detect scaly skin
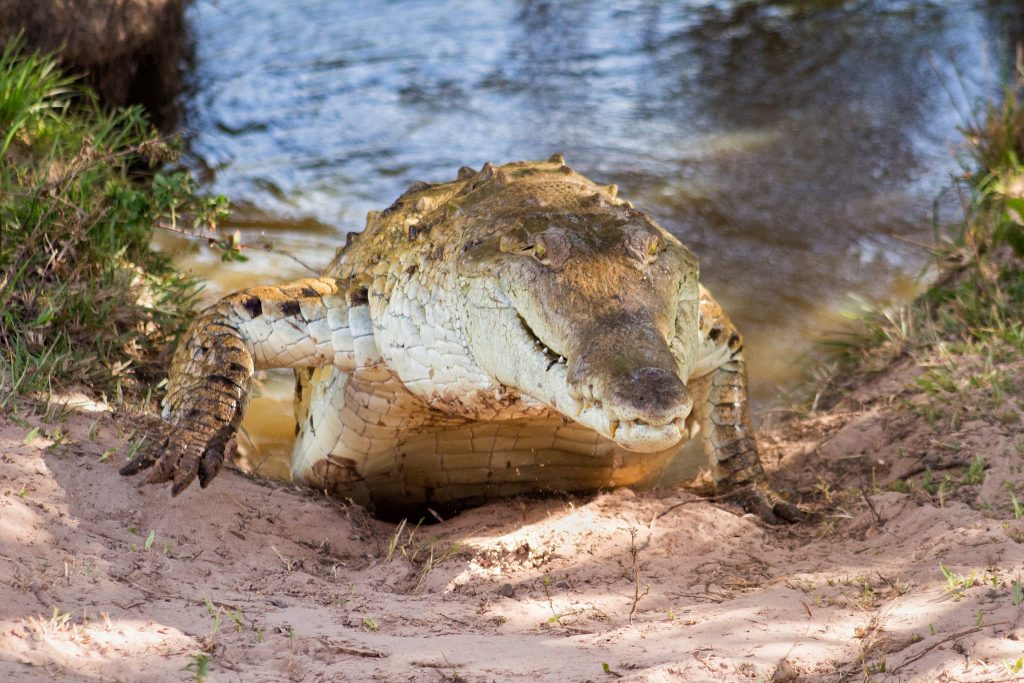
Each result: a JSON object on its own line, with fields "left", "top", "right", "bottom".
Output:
{"left": 124, "top": 156, "right": 806, "bottom": 523}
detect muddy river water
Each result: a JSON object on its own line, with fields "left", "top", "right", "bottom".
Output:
{"left": 171, "top": 1, "right": 1024, "bottom": 480}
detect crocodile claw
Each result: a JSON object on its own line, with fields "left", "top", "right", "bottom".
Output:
{"left": 198, "top": 433, "right": 235, "bottom": 488}
{"left": 119, "top": 419, "right": 240, "bottom": 496}
{"left": 729, "top": 483, "right": 814, "bottom": 525}
{"left": 118, "top": 445, "right": 161, "bottom": 477}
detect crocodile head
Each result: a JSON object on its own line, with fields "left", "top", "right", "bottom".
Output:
{"left": 457, "top": 184, "right": 700, "bottom": 453}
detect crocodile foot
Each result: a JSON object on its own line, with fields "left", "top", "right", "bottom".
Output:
{"left": 728, "top": 483, "right": 815, "bottom": 525}
{"left": 119, "top": 425, "right": 238, "bottom": 495}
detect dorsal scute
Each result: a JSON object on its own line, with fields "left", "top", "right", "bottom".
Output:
{"left": 333, "top": 157, "right": 629, "bottom": 276}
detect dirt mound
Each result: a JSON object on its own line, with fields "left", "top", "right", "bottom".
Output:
{"left": 0, "top": 0, "right": 186, "bottom": 128}
{"left": 1, "top": 366, "right": 1022, "bottom": 681}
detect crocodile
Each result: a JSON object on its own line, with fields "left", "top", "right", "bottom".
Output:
{"left": 123, "top": 155, "right": 804, "bottom": 523}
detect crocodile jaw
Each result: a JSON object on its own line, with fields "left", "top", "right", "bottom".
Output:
{"left": 462, "top": 290, "right": 688, "bottom": 453}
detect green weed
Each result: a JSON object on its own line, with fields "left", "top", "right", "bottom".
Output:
{"left": 385, "top": 517, "right": 461, "bottom": 591}
{"left": 1, "top": 41, "right": 229, "bottom": 409}
{"left": 48, "top": 606, "right": 72, "bottom": 631}
{"left": 939, "top": 564, "right": 978, "bottom": 597}
{"left": 203, "top": 596, "right": 222, "bottom": 637}
{"left": 227, "top": 608, "right": 245, "bottom": 634}
{"left": 923, "top": 467, "right": 935, "bottom": 494}
{"left": 182, "top": 653, "right": 211, "bottom": 683}
{"left": 1004, "top": 657, "right": 1024, "bottom": 676}
{"left": 542, "top": 575, "right": 566, "bottom": 624}
{"left": 0, "top": 39, "right": 77, "bottom": 157}
{"left": 810, "top": 66, "right": 1024, "bottom": 412}
{"left": 889, "top": 479, "right": 910, "bottom": 493}
{"left": 124, "top": 437, "right": 147, "bottom": 463}
{"left": 964, "top": 456, "right": 986, "bottom": 485}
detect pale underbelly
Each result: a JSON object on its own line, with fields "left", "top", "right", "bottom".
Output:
{"left": 344, "top": 417, "right": 680, "bottom": 515}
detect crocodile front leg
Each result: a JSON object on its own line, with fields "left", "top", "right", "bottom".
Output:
{"left": 688, "top": 287, "right": 808, "bottom": 523}
{"left": 122, "top": 276, "right": 371, "bottom": 495}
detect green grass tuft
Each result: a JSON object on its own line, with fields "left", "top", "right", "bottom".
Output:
{"left": 0, "top": 41, "right": 228, "bottom": 409}
{"left": 812, "top": 58, "right": 1024, "bottom": 407}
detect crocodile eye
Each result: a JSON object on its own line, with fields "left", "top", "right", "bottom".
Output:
{"left": 530, "top": 231, "right": 570, "bottom": 268}
{"left": 623, "top": 226, "right": 662, "bottom": 265}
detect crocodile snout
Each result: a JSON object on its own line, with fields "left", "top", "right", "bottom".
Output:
{"left": 561, "top": 315, "right": 692, "bottom": 452}
{"left": 600, "top": 365, "right": 692, "bottom": 452}
{"left": 606, "top": 367, "right": 690, "bottom": 425}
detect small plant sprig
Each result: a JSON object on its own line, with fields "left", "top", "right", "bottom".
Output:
{"left": 963, "top": 456, "right": 986, "bottom": 485}
{"left": 627, "top": 527, "right": 650, "bottom": 624}
{"left": 203, "top": 596, "right": 222, "bottom": 637}
{"left": 542, "top": 576, "right": 562, "bottom": 625}
{"left": 1004, "top": 657, "right": 1024, "bottom": 676}
{"left": 385, "top": 517, "right": 461, "bottom": 592}
{"left": 182, "top": 653, "right": 211, "bottom": 683}
{"left": 939, "top": 563, "right": 978, "bottom": 598}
